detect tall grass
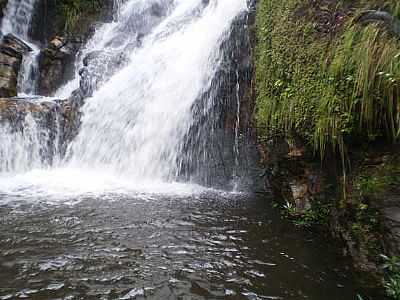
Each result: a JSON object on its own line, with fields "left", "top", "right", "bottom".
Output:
{"left": 327, "top": 23, "right": 400, "bottom": 146}
{"left": 256, "top": 0, "right": 400, "bottom": 166}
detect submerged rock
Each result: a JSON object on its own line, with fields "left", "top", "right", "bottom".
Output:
{"left": 0, "top": 34, "right": 32, "bottom": 97}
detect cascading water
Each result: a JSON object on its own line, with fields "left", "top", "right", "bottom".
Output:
{"left": 0, "top": 0, "right": 250, "bottom": 195}
{"left": 0, "top": 3, "right": 385, "bottom": 299}
{"left": 1, "top": 0, "right": 40, "bottom": 96}
{"left": 0, "top": 114, "right": 52, "bottom": 173}
{"left": 17, "top": 43, "right": 40, "bottom": 96}
{"left": 67, "top": 0, "right": 248, "bottom": 181}
{"left": 1, "top": 0, "right": 37, "bottom": 38}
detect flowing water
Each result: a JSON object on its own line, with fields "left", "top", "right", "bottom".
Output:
{"left": 0, "top": 192, "right": 381, "bottom": 300}
{"left": 1, "top": 0, "right": 40, "bottom": 96}
{"left": 1, "top": 0, "right": 37, "bottom": 38}
{"left": 0, "top": 0, "right": 386, "bottom": 299}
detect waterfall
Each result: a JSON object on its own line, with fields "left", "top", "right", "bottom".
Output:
{"left": 1, "top": 0, "right": 40, "bottom": 96}
{"left": 0, "top": 0, "right": 250, "bottom": 193}
{"left": 66, "top": 0, "right": 247, "bottom": 182}
{"left": 17, "top": 43, "right": 40, "bottom": 96}
{"left": 1, "top": 0, "right": 37, "bottom": 38}
{"left": 0, "top": 112, "right": 62, "bottom": 173}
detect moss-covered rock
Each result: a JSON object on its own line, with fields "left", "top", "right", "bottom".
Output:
{"left": 255, "top": 0, "right": 400, "bottom": 289}
{"left": 255, "top": 0, "right": 400, "bottom": 161}
{"left": 31, "top": 0, "right": 115, "bottom": 43}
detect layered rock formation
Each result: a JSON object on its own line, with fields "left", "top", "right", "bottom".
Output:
{"left": 0, "top": 34, "right": 32, "bottom": 97}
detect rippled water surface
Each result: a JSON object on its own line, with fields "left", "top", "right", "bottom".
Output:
{"left": 0, "top": 191, "right": 380, "bottom": 299}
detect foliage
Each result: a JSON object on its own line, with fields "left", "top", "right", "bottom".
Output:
{"left": 57, "top": 0, "right": 106, "bottom": 33}
{"left": 255, "top": 0, "right": 400, "bottom": 166}
{"left": 282, "top": 199, "right": 330, "bottom": 228}
{"left": 354, "top": 156, "right": 400, "bottom": 198}
{"left": 382, "top": 255, "right": 400, "bottom": 299}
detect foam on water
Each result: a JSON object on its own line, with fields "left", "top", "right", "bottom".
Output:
{"left": 66, "top": 0, "right": 247, "bottom": 180}
{"left": 0, "top": 167, "right": 220, "bottom": 204}
{"left": 0, "top": 0, "right": 248, "bottom": 198}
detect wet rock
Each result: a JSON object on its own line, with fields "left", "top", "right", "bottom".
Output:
{"left": 150, "top": 3, "right": 166, "bottom": 17}
{"left": 0, "top": 94, "right": 83, "bottom": 160}
{"left": 0, "top": 34, "right": 32, "bottom": 97}
{"left": 31, "top": 0, "right": 116, "bottom": 43}
{"left": 38, "top": 36, "right": 80, "bottom": 96}
{"left": 79, "top": 49, "right": 128, "bottom": 98}
{"left": 0, "top": 0, "right": 7, "bottom": 21}
{"left": 262, "top": 138, "right": 324, "bottom": 213}
{"left": 178, "top": 8, "right": 262, "bottom": 190}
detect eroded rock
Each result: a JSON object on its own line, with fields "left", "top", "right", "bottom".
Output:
{"left": 0, "top": 34, "right": 32, "bottom": 97}
{"left": 38, "top": 36, "right": 80, "bottom": 96}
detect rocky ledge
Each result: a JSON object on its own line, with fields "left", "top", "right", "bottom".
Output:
{"left": 0, "top": 94, "right": 83, "bottom": 157}
{"left": 262, "top": 137, "right": 400, "bottom": 284}
{"left": 0, "top": 34, "right": 32, "bottom": 97}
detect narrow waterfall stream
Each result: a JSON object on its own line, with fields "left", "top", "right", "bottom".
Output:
{"left": 0, "top": 0, "right": 384, "bottom": 299}
{"left": 1, "top": 0, "right": 40, "bottom": 96}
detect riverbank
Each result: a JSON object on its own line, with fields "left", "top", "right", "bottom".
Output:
{"left": 255, "top": 0, "right": 400, "bottom": 295}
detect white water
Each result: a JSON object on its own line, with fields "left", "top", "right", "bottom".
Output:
{"left": 1, "top": 0, "right": 40, "bottom": 96}
{"left": 56, "top": 0, "right": 175, "bottom": 98}
{"left": 1, "top": 0, "right": 37, "bottom": 38}
{"left": 0, "top": 0, "right": 248, "bottom": 197}
{"left": 17, "top": 42, "right": 40, "bottom": 95}
{"left": 0, "top": 114, "right": 52, "bottom": 173}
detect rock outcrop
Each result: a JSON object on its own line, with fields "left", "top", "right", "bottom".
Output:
{"left": 0, "top": 34, "right": 32, "bottom": 97}
{"left": 262, "top": 135, "right": 400, "bottom": 281}
{"left": 0, "top": 93, "right": 83, "bottom": 160}
{"left": 38, "top": 36, "right": 80, "bottom": 96}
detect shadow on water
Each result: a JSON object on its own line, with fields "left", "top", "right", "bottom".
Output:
{"left": 0, "top": 192, "right": 386, "bottom": 299}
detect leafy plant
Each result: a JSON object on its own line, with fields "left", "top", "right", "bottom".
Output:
{"left": 256, "top": 0, "right": 400, "bottom": 168}
{"left": 381, "top": 255, "right": 400, "bottom": 299}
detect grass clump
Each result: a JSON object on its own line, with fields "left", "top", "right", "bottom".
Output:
{"left": 56, "top": 0, "right": 108, "bottom": 33}
{"left": 382, "top": 255, "right": 400, "bottom": 299}
{"left": 255, "top": 0, "right": 400, "bottom": 165}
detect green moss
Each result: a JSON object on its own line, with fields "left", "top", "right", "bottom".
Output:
{"left": 255, "top": 0, "right": 400, "bottom": 164}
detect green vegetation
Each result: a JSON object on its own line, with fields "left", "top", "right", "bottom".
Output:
{"left": 283, "top": 199, "right": 330, "bottom": 228}
{"left": 355, "top": 159, "right": 400, "bottom": 198}
{"left": 382, "top": 255, "right": 400, "bottom": 299}
{"left": 56, "top": 0, "right": 108, "bottom": 33}
{"left": 255, "top": 0, "right": 400, "bottom": 165}
{"left": 256, "top": 0, "right": 400, "bottom": 290}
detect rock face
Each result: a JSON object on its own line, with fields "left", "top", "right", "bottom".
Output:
{"left": 262, "top": 135, "right": 400, "bottom": 280}
{"left": 0, "top": 34, "right": 32, "bottom": 97}
{"left": 0, "top": 0, "right": 7, "bottom": 21}
{"left": 178, "top": 0, "right": 263, "bottom": 189}
{"left": 0, "top": 94, "right": 83, "bottom": 162}
{"left": 31, "top": 0, "right": 115, "bottom": 43}
{"left": 261, "top": 137, "right": 325, "bottom": 213}
{"left": 38, "top": 36, "right": 80, "bottom": 96}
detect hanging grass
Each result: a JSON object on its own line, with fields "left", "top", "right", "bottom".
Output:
{"left": 57, "top": 0, "right": 106, "bottom": 34}
{"left": 256, "top": 0, "right": 400, "bottom": 166}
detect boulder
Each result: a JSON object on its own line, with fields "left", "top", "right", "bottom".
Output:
{"left": 0, "top": 34, "right": 32, "bottom": 97}
{"left": 38, "top": 36, "right": 80, "bottom": 96}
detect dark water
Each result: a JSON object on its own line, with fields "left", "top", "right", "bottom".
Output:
{"left": 0, "top": 192, "right": 383, "bottom": 299}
